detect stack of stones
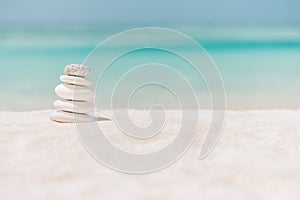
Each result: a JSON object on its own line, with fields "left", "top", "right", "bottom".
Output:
{"left": 50, "top": 64, "right": 95, "bottom": 123}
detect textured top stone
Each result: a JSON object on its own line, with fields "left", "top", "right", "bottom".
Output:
{"left": 64, "top": 64, "right": 90, "bottom": 77}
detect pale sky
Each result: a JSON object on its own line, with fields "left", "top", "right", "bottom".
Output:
{"left": 0, "top": 0, "right": 299, "bottom": 26}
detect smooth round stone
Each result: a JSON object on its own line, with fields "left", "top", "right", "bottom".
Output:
{"left": 53, "top": 100, "right": 94, "bottom": 113}
{"left": 49, "top": 110, "right": 95, "bottom": 123}
{"left": 55, "top": 84, "right": 95, "bottom": 101}
{"left": 60, "top": 75, "right": 92, "bottom": 86}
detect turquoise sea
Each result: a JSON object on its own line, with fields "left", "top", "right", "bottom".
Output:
{"left": 1, "top": 26, "right": 300, "bottom": 111}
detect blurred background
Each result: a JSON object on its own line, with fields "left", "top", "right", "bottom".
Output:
{"left": 1, "top": 0, "right": 300, "bottom": 110}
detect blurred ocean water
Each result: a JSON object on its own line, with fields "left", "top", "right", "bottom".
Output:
{"left": 0, "top": 27, "right": 300, "bottom": 110}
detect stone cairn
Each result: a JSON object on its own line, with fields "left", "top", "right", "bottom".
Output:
{"left": 50, "top": 64, "right": 95, "bottom": 123}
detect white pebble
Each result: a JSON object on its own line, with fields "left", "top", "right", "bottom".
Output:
{"left": 55, "top": 84, "right": 95, "bottom": 101}
{"left": 53, "top": 100, "right": 94, "bottom": 114}
{"left": 49, "top": 110, "right": 95, "bottom": 123}
{"left": 60, "top": 75, "right": 92, "bottom": 86}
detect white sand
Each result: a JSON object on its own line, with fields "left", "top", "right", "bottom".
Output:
{"left": 1, "top": 110, "right": 300, "bottom": 200}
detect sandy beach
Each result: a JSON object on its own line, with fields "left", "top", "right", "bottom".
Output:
{"left": 1, "top": 109, "right": 300, "bottom": 200}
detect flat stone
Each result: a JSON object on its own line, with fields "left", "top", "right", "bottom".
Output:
{"left": 49, "top": 110, "right": 95, "bottom": 123}
{"left": 53, "top": 100, "right": 94, "bottom": 114}
{"left": 55, "top": 84, "right": 95, "bottom": 101}
{"left": 60, "top": 75, "right": 92, "bottom": 86}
